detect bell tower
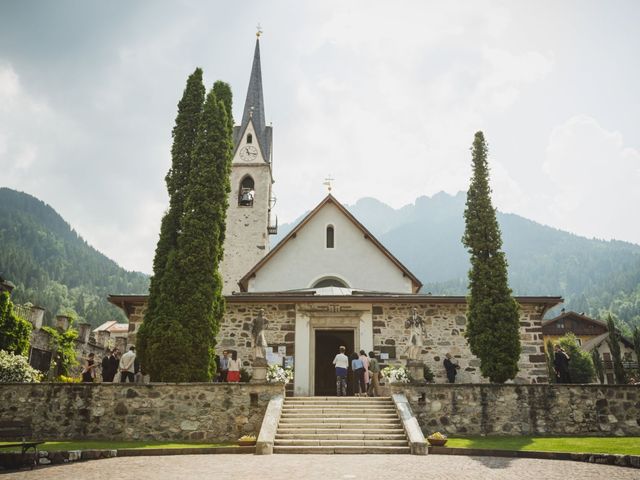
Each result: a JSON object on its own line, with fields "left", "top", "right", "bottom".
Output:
{"left": 221, "top": 33, "right": 277, "bottom": 294}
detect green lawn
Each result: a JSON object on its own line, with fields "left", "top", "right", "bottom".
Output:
{"left": 0, "top": 440, "right": 235, "bottom": 452}
{"left": 445, "top": 436, "right": 640, "bottom": 455}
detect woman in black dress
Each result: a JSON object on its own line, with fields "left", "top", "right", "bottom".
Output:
{"left": 81, "top": 353, "right": 96, "bottom": 383}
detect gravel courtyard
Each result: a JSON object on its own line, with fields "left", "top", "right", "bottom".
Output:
{"left": 4, "top": 454, "right": 639, "bottom": 480}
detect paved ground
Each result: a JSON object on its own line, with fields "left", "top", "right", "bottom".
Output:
{"left": 5, "top": 454, "right": 639, "bottom": 480}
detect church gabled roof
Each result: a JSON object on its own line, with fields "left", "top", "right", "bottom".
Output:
{"left": 238, "top": 194, "right": 424, "bottom": 293}
{"left": 233, "top": 37, "right": 272, "bottom": 162}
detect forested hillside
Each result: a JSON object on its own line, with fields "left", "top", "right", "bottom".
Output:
{"left": 276, "top": 192, "right": 640, "bottom": 333}
{"left": 0, "top": 188, "right": 149, "bottom": 327}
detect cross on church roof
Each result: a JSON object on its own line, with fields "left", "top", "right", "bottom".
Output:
{"left": 256, "top": 23, "right": 263, "bottom": 38}
{"left": 323, "top": 175, "right": 335, "bottom": 192}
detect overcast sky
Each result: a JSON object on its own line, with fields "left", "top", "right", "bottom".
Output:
{"left": 1, "top": 1, "right": 639, "bottom": 274}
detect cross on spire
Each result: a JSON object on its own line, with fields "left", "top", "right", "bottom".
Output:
{"left": 256, "top": 23, "right": 263, "bottom": 37}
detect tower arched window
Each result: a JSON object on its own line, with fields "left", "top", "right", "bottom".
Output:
{"left": 239, "top": 176, "right": 255, "bottom": 207}
{"left": 326, "top": 225, "right": 335, "bottom": 248}
{"left": 247, "top": 134, "right": 253, "bottom": 144}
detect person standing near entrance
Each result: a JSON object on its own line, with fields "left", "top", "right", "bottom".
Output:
{"left": 351, "top": 352, "right": 366, "bottom": 396}
{"left": 367, "top": 351, "right": 382, "bottom": 397}
{"left": 332, "top": 346, "right": 349, "bottom": 396}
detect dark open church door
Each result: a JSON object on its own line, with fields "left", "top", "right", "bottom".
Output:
{"left": 314, "top": 330, "right": 355, "bottom": 396}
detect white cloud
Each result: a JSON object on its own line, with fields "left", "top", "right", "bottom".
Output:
{"left": 531, "top": 115, "right": 640, "bottom": 243}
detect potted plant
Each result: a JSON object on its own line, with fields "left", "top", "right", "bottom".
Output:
{"left": 237, "top": 434, "right": 257, "bottom": 446}
{"left": 426, "top": 431, "right": 448, "bottom": 447}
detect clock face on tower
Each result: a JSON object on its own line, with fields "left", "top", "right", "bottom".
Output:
{"left": 239, "top": 145, "right": 259, "bottom": 162}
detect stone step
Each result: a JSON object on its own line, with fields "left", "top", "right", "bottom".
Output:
{"left": 280, "top": 416, "right": 401, "bottom": 423}
{"left": 285, "top": 399, "right": 392, "bottom": 405}
{"left": 286, "top": 396, "right": 392, "bottom": 400}
{"left": 282, "top": 407, "right": 396, "bottom": 413}
{"left": 276, "top": 433, "right": 408, "bottom": 440}
{"left": 276, "top": 427, "right": 405, "bottom": 435}
{"left": 274, "top": 439, "right": 408, "bottom": 447}
{"left": 277, "top": 425, "right": 403, "bottom": 431}
{"left": 280, "top": 418, "right": 402, "bottom": 428}
{"left": 273, "top": 445, "right": 411, "bottom": 454}
{"left": 281, "top": 412, "right": 399, "bottom": 419}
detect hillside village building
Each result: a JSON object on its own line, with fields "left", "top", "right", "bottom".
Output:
{"left": 109, "top": 37, "right": 562, "bottom": 395}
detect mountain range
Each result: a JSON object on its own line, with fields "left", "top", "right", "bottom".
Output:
{"left": 1, "top": 187, "right": 639, "bottom": 333}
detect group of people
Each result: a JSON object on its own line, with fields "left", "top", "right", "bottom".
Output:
{"left": 215, "top": 350, "right": 241, "bottom": 382}
{"left": 332, "top": 347, "right": 382, "bottom": 397}
{"left": 81, "top": 346, "right": 139, "bottom": 383}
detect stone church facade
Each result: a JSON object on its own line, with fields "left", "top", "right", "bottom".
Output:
{"left": 109, "top": 36, "right": 561, "bottom": 395}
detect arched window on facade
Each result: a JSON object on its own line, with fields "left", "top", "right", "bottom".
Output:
{"left": 312, "top": 277, "right": 348, "bottom": 288}
{"left": 239, "top": 176, "right": 255, "bottom": 206}
{"left": 326, "top": 225, "right": 335, "bottom": 248}
{"left": 247, "top": 133, "right": 253, "bottom": 144}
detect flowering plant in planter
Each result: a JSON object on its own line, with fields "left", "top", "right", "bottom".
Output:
{"left": 266, "top": 364, "right": 293, "bottom": 384}
{"left": 380, "top": 365, "right": 411, "bottom": 384}
{"left": 237, "top": 434, "right": 257, "bottom": 446}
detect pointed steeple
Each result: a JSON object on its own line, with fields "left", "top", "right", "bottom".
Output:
{"left": 241, "top": 38, "right": 266, "bottom": 134}
{"left": 235, "top": 36, "right": 271, "bottom": 162}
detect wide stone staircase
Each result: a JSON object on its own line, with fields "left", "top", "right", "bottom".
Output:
{"left": 273, "top": 396, "right": 410, "bottom": 454}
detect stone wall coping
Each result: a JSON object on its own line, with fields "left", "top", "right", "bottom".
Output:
{"left": 391, "top": 393, "right": 427, "bottom": 456}
{"left": 256, "top": 394, "right": 284, "bottom": 455}
{"left": 2, "top": 382, "right": 284, "bottom": 387}
{"left": 391, "top": 383, "right": 640, "bottom": 390}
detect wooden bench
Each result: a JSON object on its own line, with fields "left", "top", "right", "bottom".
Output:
{"left": 0, "top": 421, "right": 43, "bottom": 469}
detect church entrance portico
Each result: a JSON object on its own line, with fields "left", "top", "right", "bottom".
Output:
{"left": 293, "top": 303, "right": 373, "bottom": 396}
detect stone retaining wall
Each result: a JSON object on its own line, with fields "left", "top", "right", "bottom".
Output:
{"left": 0, "top": 383, "right": 283, "bottom": 442}
{"left": 392, "top": 384, "right": 640, "bottom": 436}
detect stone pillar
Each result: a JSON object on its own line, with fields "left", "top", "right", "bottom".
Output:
{"left": 55, "top": 315, "right": 71, "bottom": 331}
{"left": 251, "top": 357, "right": 268, "bottom": 383}
{"left": 115, "top": 336, "right": 127, "bottom": 352}
{"left": 29, "top": 306, "right": 45, "bottom": 330}
{"left": 77, "top": 322, "right": 91, "bottom": 344}
{"left": 406, "top": 360, "right": 426, "bottom": 384}
{"left": 96, "top": 331, "right": 110, "bottom": 348}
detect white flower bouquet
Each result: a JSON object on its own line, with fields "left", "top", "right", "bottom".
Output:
{"left": 380, "top": 365, "right": 411, "bottom": 384}
{"left": 266, "top": 364, "right": 294, "bottom": 384}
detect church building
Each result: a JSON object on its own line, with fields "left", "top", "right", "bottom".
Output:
{"left": 109, "top": 37, "right": 562, "bottom": 395}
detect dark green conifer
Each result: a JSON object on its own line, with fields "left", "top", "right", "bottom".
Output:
{"left": 138, "top": 69, "right": 205, "bottom": 374}
{"left": 144, "top": 86, "right": 233, "bottom": 381}
{"left": 462, "top": 131, "right": 521, "bottom": 383}
{"left": 606, "top": 314, "right": 627, "bottom": 384}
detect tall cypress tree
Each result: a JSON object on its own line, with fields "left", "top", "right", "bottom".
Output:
{"left": 138, "top": 69, "right": 205, "bottom": 375}
{"left": 462, "top": 131, "right": 521, "bottom": 383}
{"left": 606, "top": 314, "right": 627, "bottom": 384}
{"left": 145, "top": 86, "right": 234, "bottom": 382}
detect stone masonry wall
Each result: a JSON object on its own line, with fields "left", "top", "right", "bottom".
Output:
{"left": 393, "top": 384, "right": 640, "bottom": 436}
{"left": 373, "top": 303, "right": 548, "bottom": 383}
{"left": 0, "top": 383, "right": 283, "bottom": 442}
{"left": 219, "top": 303, "right": 296, "bottom": 371}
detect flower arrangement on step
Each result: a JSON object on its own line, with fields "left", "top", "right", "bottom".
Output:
{"left": 238, "top": 434, "right": 257, "bottom": 446}
{"left": 266, "top": 364, "right": 294, "bottom": 384}
{"left": 426, "top": 431, "right": 448, "bottom": 446}
{"left": 380, "top": 365, "right": 411, "bottom": 384}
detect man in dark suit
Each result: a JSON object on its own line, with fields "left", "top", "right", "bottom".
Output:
{"left": 101, "top": 349, "right": 118, "bottom": 382}
{"left": 218, "top": 350, "right": 230, "bottom": 382}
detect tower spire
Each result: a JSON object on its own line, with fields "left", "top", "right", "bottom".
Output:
{"left": 240, "top": 36, "right": 267, "bottom": 148}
